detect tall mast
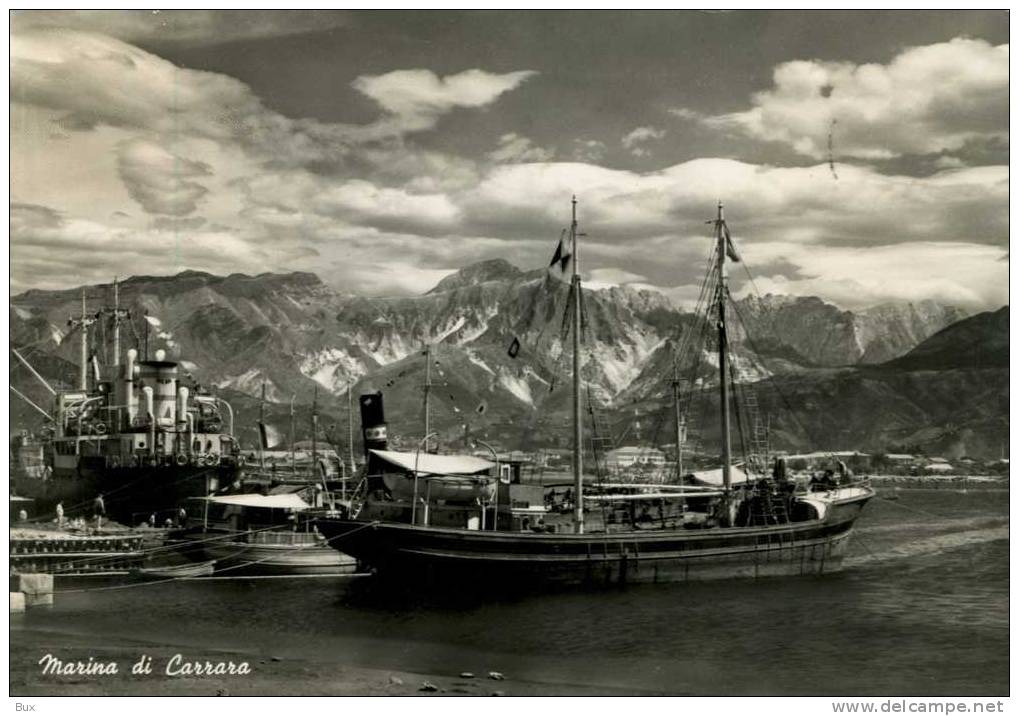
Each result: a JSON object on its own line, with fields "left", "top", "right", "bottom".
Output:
{"left": 290, "top": 394, "right": 296, "bottom": 475}
{"left": 112, "top": 278, "right": 120, "bottom": 367}
{"left": 347, "top": 379, "right": 356, "bottom": 478}
{"left": 715, "top": 202, "right": 733, "bottom": 524}
{"left": 672, "top": 346, "right": 684, "bottom": 481}
{"left": 68, "top": 289, "right": 95, "bottom": 391}
{"left": 311, "top": 386, "right": 319, "bottom": 480}
{"left": 423, "top": 344, "right": 432, "bottom": 448}
{"left": 571, "top": 195, "right": 584, "bottom": 534}
{"left": 258, "top": 382, "right": 266, "bottom": 470}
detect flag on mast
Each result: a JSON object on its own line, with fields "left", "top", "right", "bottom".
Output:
{"left": 548, "top": 229, "right": 572, "bottom": 272}
{"left": 723, "top": 224, "right": 741, "bottom": 263}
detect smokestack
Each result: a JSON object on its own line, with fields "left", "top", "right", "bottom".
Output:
{"left": 143, "top": 386, "right": 155, "bottom": 456}
{"left": 125, "top": 348, "right": 138, "bottom": 425}
{"left": 177, "top": 386, "right": 189, "bottom": 424}
{"left": 177, "top": 387, "right": 190, "bottom": 455}
{"left": 359, "top": 392, "right": 387, "bottom": 473}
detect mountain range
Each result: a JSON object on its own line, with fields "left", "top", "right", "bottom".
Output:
{"left": 9, "top": 262, "right": 1008, "bottom": 459}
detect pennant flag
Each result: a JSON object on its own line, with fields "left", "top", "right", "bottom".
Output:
{"left": 144, "top": 315, "right": 162, "bottom": 327}
{"left": 548, "top": 230, "right": 572, "bottom": 273}
{"left": 259, "top": 422, "right": 285, "bottom": 450}
{"left": 723, "top": 225, "right": 740, "bottom": 263}
{"left": 507, "top": 336, "right": 521, "bottom": 358}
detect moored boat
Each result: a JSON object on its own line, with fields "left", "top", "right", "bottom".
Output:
{"left": 11, "top": 280, "right": 244, "bottom": 526}
{"left": 179, "top": 493, "right": 357, "bottom": 576}
{"left": 315, "top": 199, "right": 874, "bottom": 587}
{"left": 130, "top": 559, "right": 216, "bottom": 580}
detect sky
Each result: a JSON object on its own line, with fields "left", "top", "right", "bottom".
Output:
{"left": 9, "top": 10, "right": 1010, "bottom": 311}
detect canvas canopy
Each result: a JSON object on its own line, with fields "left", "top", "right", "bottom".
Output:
{"left": 369, "top": 449, "right": 495, "bottom": 477}
{"left": 203, "top": 493, "right": 310, "bottom": 510}
{"left": 686, "top": 466, "right": 750, "bottom": 487}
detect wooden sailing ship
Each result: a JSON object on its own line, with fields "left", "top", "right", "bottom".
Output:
{"left": 314, "top": 200, "right": 874, "bottom": 586}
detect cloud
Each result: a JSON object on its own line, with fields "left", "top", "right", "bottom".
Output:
{"left": 572, "top": 139, "right": 607, "bottom": 163}
{"left": 351, "top": 68, "right": 537, "bottom": 138}
{"left": 11, "top": 29, "right": 536, "bottom": 170}
{"left": 461, "top": 159, "right": 1008, "bottom": 248}
{"left": 586, "top": 268, "right": 649, "bottom": 290}
{"left": 487, "top": 133, "right": 555, "bottom": 163}
{"left": 735, "top": 241, "right": 1008, "bottom": 310}
{"left": 8, "top": 28, "right": 1008, "bottom": 313}
{"left": 621, "top": 126, "right": 666, "bottom": 157}
{"left": 312, "top": 180, "right": 461, "bottom": 234}
{"left": 668, "top": 107, "right": 705, "bottom": 122}
{"left": 11, "top": 10, "right": 352, "bottom": 44}
{"left": 117, "top": 138, "right": 211, "bottom": 215}
{"left": 705, "top": 38, "right": 1008, "bottom": 159}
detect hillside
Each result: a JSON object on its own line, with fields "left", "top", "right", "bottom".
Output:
{"left": 885, "top": 306, "right": 1008, "bottom": 371}
{"left": 9, "top": 264, "right": 998, "bottom": 455}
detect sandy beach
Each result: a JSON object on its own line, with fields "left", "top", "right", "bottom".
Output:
{"left": 10, "top": 624, "right": 638, "bottom": 696}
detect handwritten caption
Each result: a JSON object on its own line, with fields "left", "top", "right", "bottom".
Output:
{"left": 39, "top": 653, "right": 252, "bottom": 677}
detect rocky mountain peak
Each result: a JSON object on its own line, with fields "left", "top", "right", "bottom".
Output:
{"left": 427, "top": 259, "right": 524, "bottom": 294}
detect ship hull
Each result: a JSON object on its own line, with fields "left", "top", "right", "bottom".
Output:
{"left": 315, "top": 488, "right": 872, "bottom": 586}
{"left": 14, "top": 461, "right": 240, "bottom": 527}
{"left": 202, "top": 540, "right": 358, "bottom": 576}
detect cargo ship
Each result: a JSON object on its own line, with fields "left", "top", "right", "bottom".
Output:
{"left": 11, "top": 282, "right": 243, "bottom": 525}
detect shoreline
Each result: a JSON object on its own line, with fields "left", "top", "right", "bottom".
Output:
{"left": 10, "top": 624, "right": 643, "bottom": 696}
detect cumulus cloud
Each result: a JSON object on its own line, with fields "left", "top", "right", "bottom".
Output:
{"left": 487, "top": 133, "right": 555, "bottom": 163}
{"left": 572, "top": 139, "right": 607, "bottom": 163}
{"left": 621, "top": 126, "right": 666, "bottom": 157}
{"left": 351, "top": 68, "right": 537, "bottom": 138}
{"left": 313, "top": 180, "right": 461, "bottom": 234}
{"left": 12, "top": 10, "right": 351, "bottom": 44}
{"left": 117, "top": 139, "right": 211, "bottom": 215}
{"left": 586, "top": 268, "right": 649, "bottom": 290}
{"left": 461, "top": 159, "right": 1007, "bottom": 247}
{"left": 705, "top": 38, "right": 1008, "bottom": 159}
{"left": 735, "top": 241, "right": 1008, "bottom": 310}
{"left": 8, "top": 27, "right": 1008, "bottom": 312}
{"left": 11, "top": 29, "right": 536, "bottom": 169}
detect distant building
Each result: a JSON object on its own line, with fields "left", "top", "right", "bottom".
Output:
{"left": 885, "top": 454, "right": 917, "bottom": 463}
{"left": 924, "top": 457, "right": 954, "bottom": 473}
{"left": 605, "top": 446, "right": 666, "bottom": 470}
{"left": 784, "top": 451, "right": 871, "bottom": 468}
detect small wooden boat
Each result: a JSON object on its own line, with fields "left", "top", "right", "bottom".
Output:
{"left": 177, "top": 493, "right": 359, "bottom": 576}
{"left": 203, "top": 532, "right": 357, "bottom": 576}
{"left": 131, "top": 559, "right": 216, "bottom": 580}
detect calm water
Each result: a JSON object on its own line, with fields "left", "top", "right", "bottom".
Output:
{"left": 14, "top": 487, "right": 1009, "bottom": 695}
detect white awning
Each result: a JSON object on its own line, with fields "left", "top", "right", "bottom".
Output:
{"left": 686, "top": 466, "right": 750, "bottom": 487}
{"left": 369, "top": 449, "right": 495, "bottom": 476}
{"left": 203, "top": 493, "right": 310, "bottom": 510}
{"left": 585, "top": 491, "right": 724, "bottom": 501}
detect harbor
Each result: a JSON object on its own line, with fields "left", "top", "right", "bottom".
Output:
{"left": 9, "top": 8, "right": 1009, "bottom": 703}
{"left": 10, "top": 484, "right": 1009, "bottom": 695}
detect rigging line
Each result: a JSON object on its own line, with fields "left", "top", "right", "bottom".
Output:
{"left": 49, "top": 520, "right": 381, "bottom": 594}
{"left": 35, "top": 515, "right": 336, "bottom": 572}
{"left": 728, "top": 364, "right": 753, "bottom": 476}
{"left": 727, "top": 298, "right": 830, "bottom": 457}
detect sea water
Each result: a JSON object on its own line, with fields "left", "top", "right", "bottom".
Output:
{"left": 12, "top": 486, "right": 1009, "bottom": 695}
